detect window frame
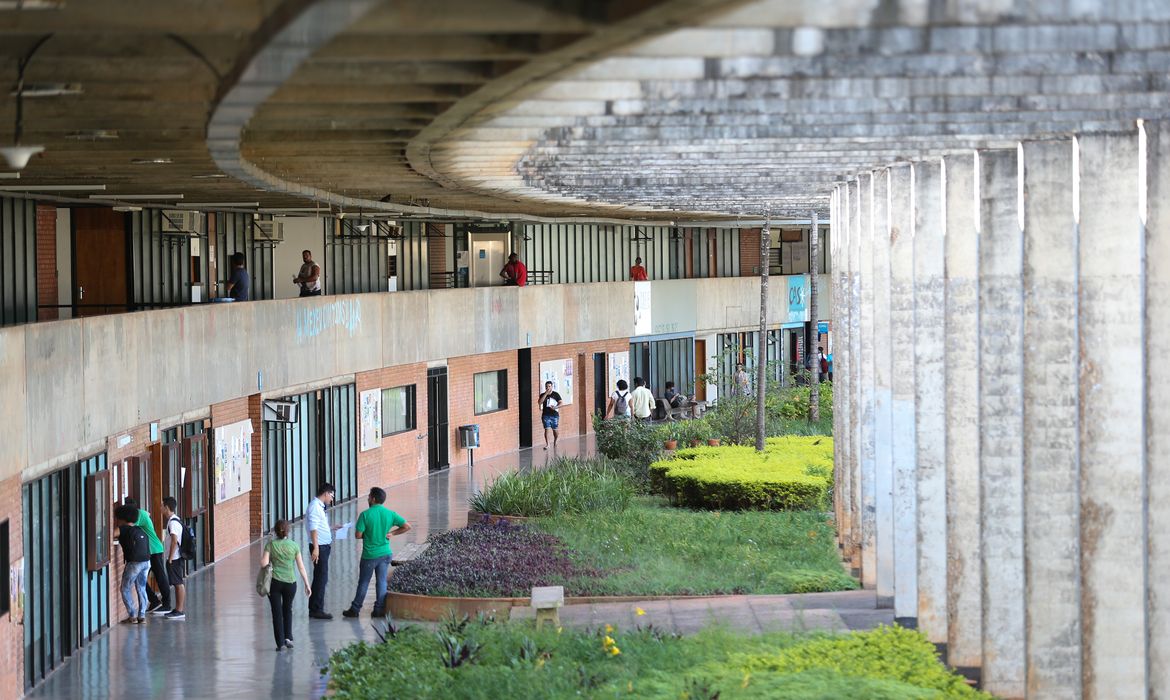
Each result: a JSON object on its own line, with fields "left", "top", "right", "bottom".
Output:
{"left": 85, "top": 471, "right": 112, "bottom": 572}
{"left": 473, "top": 369, "right": 509, "bottom": 415}
{"left": 381, "top": 384, "right": 417, "bottom": 436}
{"left": 182, "top": 434, "right": 208, "bottom": 517}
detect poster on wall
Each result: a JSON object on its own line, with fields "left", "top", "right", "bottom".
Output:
{"left": 359, "top": 389, "right": 383, "bottom": 452}
{"left": 633, "top": 281, "right": 652, "bottom": 336}
{"left": 539, "top": 359, "right": 574, "bottom": 405}
{"left": 607, "top": 351, "right": 630, "bottom": 394}
{"left": 213, "top": 419, "right": 254, "bottom": 504}
{"left": 10, "top": 557, "right": 23, "bottom": 624}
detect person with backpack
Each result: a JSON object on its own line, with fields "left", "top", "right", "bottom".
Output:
{"left": 606, "top": 379, "right": 631, "bottom": 419}
{"left": 115, "top": 504, "right": 152, "bottom": 624}
{"left": 161, "top": 497, "right": 187, "bottom": 621}
{"left": 123, "top": 498, "right": 172, "bottom": 615}
{"left": 818, "top": 346, "right": 829, "bottom": 383}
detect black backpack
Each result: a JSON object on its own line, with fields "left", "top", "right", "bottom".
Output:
{"left": 121, "top": 525, "right": 150, "bottom": 562}
{"left": 170, "top": 516, "right": 197, "bottom": 560}
{"left": 614, "top": 391, "right": 629, "bottom": 416}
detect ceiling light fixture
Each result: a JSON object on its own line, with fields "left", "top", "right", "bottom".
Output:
{"left": 111, "top": 205, "right": 143, "bottom": 212}
{"left": 4, "top": 34, "right": 50, "bottom": 170}
{"left": 87, "top": 194, "right": 183, "bottom": 201}
{"left": 64, "top": 129, "right": 119, "bottom": 141}
{"left": 178, "top": 202, "right": 259, "bottom": 208}
{"left": 10, "top": 82, "right": 81, "bottom": 98}
{"left": 0, "top": 172, "right": 19, "bottom": 180}
{"left": 191, "top": 173, "right": 227, "bottom": 179}
{"left": 257, "top": 207, "right": 325, "bottom": 213}
{"left": 0, "top": 184, "right": 105, "bottom": 191}
{"left": 130, "top": 157, "right": 173, "bottom": 165}
{"left": 0, "top": 0, "right": 65, "bottom": 9}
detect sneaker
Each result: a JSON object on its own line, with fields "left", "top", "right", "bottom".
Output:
{"left": 150, "top": 607, "right": 173, "bottom": 616}
{"left": 276, "top": 645, "right": 286, "bottom": 652}
{"left": 145, "top": 602, "right": 163, "bottom": 614}
{"left": 136, "top": 617, "right": 146, "bottom": 624}
{"left": 309, "top": 611, "right": 333, "bottom": 620}
{"left": 284, "top": 639, "right": 294, "bottom": 648}
{"left": 120, "top": 617, "right": 137, "bottom": 625}
{"left": 165, "top": 610, "right": 186, "bottom": 620}
{"left": 342, "top": 608, "right": 359, "bottom": 618}
{"left": 371, "top": 607, "right": 386, "bottom": 618}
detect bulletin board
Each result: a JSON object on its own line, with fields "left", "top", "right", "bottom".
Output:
{"left": 359, "top": 389, "right": 382, "bottom": 452}
{"left": 607, "top": 351, "right": 630, "bottom": 395}
{"left": 539, "top": 358, "right": 574, "bottom": 405}
{"left": 213, "top": 419, "right": 253, "bottom": 504}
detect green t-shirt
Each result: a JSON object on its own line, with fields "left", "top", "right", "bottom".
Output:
{"left": 135, "top": 509, "right": 165, "bottom": 555}
{"left": 266, "top": 538, "right": 301, "bottom": 584}
{"left": 356, "top": 505, "right": 406, "bottom": 560}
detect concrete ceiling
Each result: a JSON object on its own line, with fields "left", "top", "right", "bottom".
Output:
{"left": 4, "top": 0, "right": 1170, "bottom": 220}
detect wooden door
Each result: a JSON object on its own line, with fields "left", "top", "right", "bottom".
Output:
{"left": 695, "top": 340, "right": 707, "bottom": 401}
{"left": 706, "top": 229, "right": 718, "bottom": 277}
{"left": 72, "top": 208, "right": 128, "bottom": 316}
{"left": 577, "top": 353, "right": 588, "bottom": 434}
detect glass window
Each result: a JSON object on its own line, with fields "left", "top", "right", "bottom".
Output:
{"left": 474, "top": 370, "right": 508, "bottom": 415}
{"left": 381, "top": 385, "right": 417, "bottom": 435}
{"left": 86, "top": 472, "right": 111, "bottom": 571}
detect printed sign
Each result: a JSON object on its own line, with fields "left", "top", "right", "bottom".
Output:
{"left": 607, "top": 351, "right": 630, "bottom": 394}
{"left": 539, "top": 359, "right": 574, "bottom": 405}
{"left": 787, "top": 275, "right": 808, "bottom": 324}
{"left": 359, "top": 389, "right": 383, "bottom": 452}
{"left": 633, "top": 281, "right": 652, "bottom": 336}
{"left": 213, "top": 419, "right": 254, "bottom": 504}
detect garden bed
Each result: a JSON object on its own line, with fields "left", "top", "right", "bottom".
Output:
{"left": 327, "top": 620, "right": 989, "bottom": 699}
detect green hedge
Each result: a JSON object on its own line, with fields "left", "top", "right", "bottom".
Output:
{"left": 649, "top": 436, "right": 833, "bottom": 511}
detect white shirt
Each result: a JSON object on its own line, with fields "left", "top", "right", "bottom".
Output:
{"left": 629, "top": 386, "right": 655, "bottom": 419}
{"left": 166, "top": 517, "right": 183, "bottom": 562}
{"left": 306, "top": 497, "right": 331, "bottom": 546}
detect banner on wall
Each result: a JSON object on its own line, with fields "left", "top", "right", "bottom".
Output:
{"left": 359, "top": 389, "right": 383, "bottom": 452}
{"left": 213, "top": 419, "right": 254, "bottom": 504}
{"left": 787, "top": 275, "right": 808, "bottom": 324}
{"left": 539, "top": 359, "right": 574, "bottom": 405}
{"left": 607, "top": 351, "right": 630, "bottom": 394}
{"left": 10, "top": 557, "right": 23, "bottom": 624}
{"left": 633, "top": 281, "right": 652, "bottom": 336}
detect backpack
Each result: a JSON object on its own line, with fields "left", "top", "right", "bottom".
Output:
{"left": 819, "top": 357, "right": 829, "bottom": 373}
{"left": 121, "top": 525, "right": 150, "bottom": 562}
{"left": 614, "top": 391, "right": 629, "bottom": 416}
{"left": 170, "top": 516, "right": 197, "bottom": 560}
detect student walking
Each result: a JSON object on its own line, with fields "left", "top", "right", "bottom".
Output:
{"left": 628, "top": 377, "right": 655, "bottom": 421}
{"left": 538, "top": 380, "right": 563, "bottom": 450}
{"left": 305, "top": 483, "right": 338, "bottom": 620}
{"left": 259, "top": 519, "right": 311, "bottom": 651}
{"left": 606, "top": 379, "right": 631, "bottom": 419}
{"left": 116, "top": 505, "right": 152, "bottom": 624}
{"left": 342, "top": 487, "right": 411, "bottom": 619}
{"left": 124, "top": 498, "right": 171, "bottom": 615}
{"left": 161, "top": 497, "right": 187, "bottom": 621}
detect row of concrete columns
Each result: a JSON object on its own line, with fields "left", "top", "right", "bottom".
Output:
{"left": 830, "top": 122, "right": 1169, "bottom": 700}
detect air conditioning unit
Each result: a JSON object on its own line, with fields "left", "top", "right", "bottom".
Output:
{"left": 375, "top": 223, "right": 403, "bottom": 239}
{"left": 253, "top": 220, "right": 284, "bottom": 242}
{"left": 159, "top": 210, "right": 203, "bottom": 237}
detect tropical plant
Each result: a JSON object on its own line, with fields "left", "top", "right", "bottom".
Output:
{"left": 468, "top": 457, "right": 634, "bottom": 518}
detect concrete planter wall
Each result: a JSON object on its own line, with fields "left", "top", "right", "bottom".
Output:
{"left": 389, "top": 590, "right": 720, "bottom": 621}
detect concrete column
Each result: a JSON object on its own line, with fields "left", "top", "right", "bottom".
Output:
{"left": 1147, "top": 121, "right": 1170, "bottom": 700}
{"left": 1020, "top": 139, "right": 1081, "bottom": 699}
{"left": 1077, "top": 132, "right": 1148, "bottom": 700}
{"left": 872, "top": 169, "right": 895, "bottom": 606}
{"left": 976, "top": 148, "right": 1026, "bottom": 699}
{"left": 832, "top": 185, "right": 853, "bottom": 557}
{"left": 943, "top": 152, "right": 983, "bottom": 672}
{"left": 847, "top": 179, "right": 863, "bottom": 572}
{"left": 888, "top": 164, "right": 917, "bottom": 623}
{"left": 857, "top": 173, "right": 878, "bottom": 589}
{"left": 912, "top": 159, "right": 947, "bottom": 646}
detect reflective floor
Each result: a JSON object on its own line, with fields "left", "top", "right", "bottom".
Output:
{"left": 27, "top": 439, "right": 593, "bottom": 700}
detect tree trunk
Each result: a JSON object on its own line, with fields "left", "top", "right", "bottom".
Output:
{"left": 756, "top": 216, "right": 771, "bottom": 451}
{"left": 809, "top": 210, "right": 821, "bottom": 423}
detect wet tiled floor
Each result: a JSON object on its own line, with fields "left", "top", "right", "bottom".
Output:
{"left": 27, "top": 439, "right": 593, "bottom": 700}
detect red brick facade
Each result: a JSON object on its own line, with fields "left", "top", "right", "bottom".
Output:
{"left": 105, "top": 425, "right": 152, "bottom": 624}
{"left": 211, "top": 397, "right": 260, "bottom": 559}
{"left": 739, "top": 227, "right": 762, "bottom": 277}
{"left": 448, "top": 350, "right": 519, "bottom": 462}
{"left": 527, "top": 338, "right": 630, "bottom": 443}
{"left": 355, "top": 362, "right": 429, "bottom": 494}
{"left": 0, "top": 474, "right": 23, "bottom": 693}
{"left": 35, "top": 205, "right": 57, "bottom": 321}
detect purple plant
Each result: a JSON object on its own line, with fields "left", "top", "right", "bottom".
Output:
{"left": 391, "top": 522, "right": 602, "bottom": 597}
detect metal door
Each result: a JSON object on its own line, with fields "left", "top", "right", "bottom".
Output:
{"left": 427, "top": 367, "right": 449, "bottom": 471}
{"left": 469, "top": 233, "right": 507, "bottom": 287}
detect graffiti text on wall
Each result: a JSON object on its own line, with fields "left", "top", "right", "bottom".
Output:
{"left": 296, "top": 299, "right": 363, "bottom": 343}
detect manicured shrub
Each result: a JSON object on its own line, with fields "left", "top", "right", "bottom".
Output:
{"left": 468, "top": 457, "right": 634, "bottom": 517}
{"left": 592, "top": 417, "right": 662, "bottom": 488}
{"left": 390, "top": 522, "right": 601, "bottom": 597}
{"left": 649, "top": 437, "right": 833, "bottom": 511}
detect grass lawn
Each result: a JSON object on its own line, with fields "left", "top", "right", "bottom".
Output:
{"left": 328, "top": 621, "right": 988, "bottom": 699}
{"left": 536, "top": 498, "right": 857, "bottom": 596}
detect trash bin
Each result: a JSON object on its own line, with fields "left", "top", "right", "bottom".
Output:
{"left": 458, "top": 424, "right": 480, "bottom": 449}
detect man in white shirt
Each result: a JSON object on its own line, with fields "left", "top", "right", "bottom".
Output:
{"left": 306, "top": 483, "right": 336, "bottom": 620}
{"left": 628, "top": 377, "right": 655, "bottom": 421}
{"left": 161, "top": 497, "right": 186, "bottom": 620}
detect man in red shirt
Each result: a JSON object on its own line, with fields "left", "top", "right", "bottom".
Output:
{"left": 629, "top": 257, "right": 648, "bottom": 281}
{"left": 500, "top": 252, "right": 528, "bottom": 286}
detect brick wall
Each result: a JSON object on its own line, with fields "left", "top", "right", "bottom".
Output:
{"left": 447, "top": 350, "right": 519, "bottom": 462}
{"left": 211, "top": 397, "right": 259, "bottom": 559}
{"left": 35, "top": 205, "right": 57, "bottom": 321}
{"left": 355, "top": 363, "right": 429, "bottom": 494}
{"left": 0, "top": 474, "right": 23, "bottom": 693}
{"left": 528, "top": 338, "right": 630, "bottom": 444}
{"left": 739, "top": 227, "right": 762, "bottom": 277}
{"left": 105, "top": 425, "right": 152, "bottom": 624}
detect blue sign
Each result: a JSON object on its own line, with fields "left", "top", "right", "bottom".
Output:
{"left": 478, "top": 249, "right": 486, "bottom": 259}
{"left": 818, "top": 321, "right": 829, "bottom": 335}
{"left": 787, "top": 276, "right": 807, "bottom": 323}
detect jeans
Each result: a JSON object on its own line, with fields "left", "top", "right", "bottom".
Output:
{"left": 121, "top": 561, "right": 150, "bottom": 618}
{"left": 349, "top": 555, "right": 390, "bottom": 612}
{"left": 308, "top": 543, "right": 331, "bottom": 613}
{"left": 268, "top": 579, "right": 297, "bottom": 647}
{"left": 145, "top": 552, "right": 171, "bottom": 609}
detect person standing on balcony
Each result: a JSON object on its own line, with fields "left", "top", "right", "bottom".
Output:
{"left": 500, "top": 252, "right": 528, "bottom": 286}
{"left": 629, "top": 257, "right": 648, "bottom": 281}
{"left": 224, "top": 252, "right": 251, "bottom": 301}
{"left": 293, "top": 249, "right": 322, "bottom": 297}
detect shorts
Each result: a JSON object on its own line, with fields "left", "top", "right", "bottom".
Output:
{"left": 542, "top": 414, "right": 560, "bottom": 429}
{"left": 166, "top": 558, "right": 186, "bottom": 586}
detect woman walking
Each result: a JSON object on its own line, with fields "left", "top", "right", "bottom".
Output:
{"left": 259, "top": 519, "right": 311, "bottom": 651}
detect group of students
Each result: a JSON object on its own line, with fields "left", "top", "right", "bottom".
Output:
{"left": 259, "top": 484, "right": 411, "bottom": 651}
{"left": 115, "top": 497, "right": 189, "bottom": 624}
{"left": 604, "top": 376, "right": 683, "bottom": 420}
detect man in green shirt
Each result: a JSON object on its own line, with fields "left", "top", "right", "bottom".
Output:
{"left": 342, "top": 487, "right": 410, "bottom": 618}
{"left": 125, "top": 498, "right": 171, "bottom": 614}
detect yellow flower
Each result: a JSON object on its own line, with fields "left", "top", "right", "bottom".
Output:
{"left": 635, "top": 607, "right": 646, "bottom": 616}
{"left": 536, "top": 658, "right": 545, "bottom": 668}
{"left": 556, "top": 626, "right": 563, "bottom": 635}
{"left": 741, "top": 673, "right": 751, "bottom": 688}
{"left": 605, "top": 623, "right": 615, "bottom": 633}
{"left": 604, "top": 635, "right": 616, "bottom": 646}
{"left": 609, "top": 646, "right": 621, "bottom": 656}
